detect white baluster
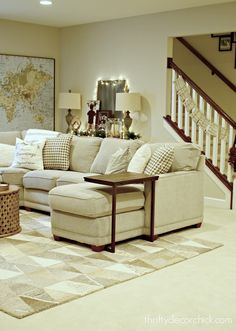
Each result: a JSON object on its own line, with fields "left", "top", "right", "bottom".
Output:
{"left": 191, "top": 90, "right": 197, "bottom": 144}
{"left": 184, "top": 83, "right": 190, "bottom": 137}
{"left": 212, "top": 111, "right": 219, "bottom": 167}
{"left": 220, "top": 118, "right": 226, "bottom": 174}
{"left": 198, "top": 96, "right": 205, "bottom": 150}
{"left": 205, "top": 104, "right": 211, "bottom": 159}
{"left": 178, "top": 95, "right": 183, "bottom": 129}
{"left": 227, "top": 126, "right": 234, "bottom": 182}
{"left": 171, "top": 70, "right": 177, "bottom": 122}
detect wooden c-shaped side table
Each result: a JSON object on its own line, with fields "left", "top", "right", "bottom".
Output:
{"left": 84, "top": 172, "right": 159, "bottom": 253}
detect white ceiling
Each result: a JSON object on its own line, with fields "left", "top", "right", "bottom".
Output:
{"left": 0, "top": 0, "right": 234, "bottom": 28}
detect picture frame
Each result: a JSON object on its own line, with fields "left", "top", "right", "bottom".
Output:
{"left": 233, "top": 32, "right": 236, "bottom": 43}
{"left": 211, "top": 33, "right": 230, "bottom": 38}
{"left": 235, "top": 44, "right": 236, "bottom": 69}
{"left": 219, "top": 35, "right": 232, "bottom": 51}
{"left": 96, "top": 110, "right": 112, "bottom": 130}
{"left": 0, "top": 53, "right": 55, "bottom": 131}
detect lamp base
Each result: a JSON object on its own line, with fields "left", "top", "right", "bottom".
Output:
{"left": 123, "top": 111, "right": 132, "bottom": 139}
{"left": 66, "top": 109, "right": 73, "bottom": 133}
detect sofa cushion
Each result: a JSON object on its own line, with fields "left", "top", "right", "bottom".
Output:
{"left": 24, "top": 129, "right": 59, "bottom": 143}
{"left": 0, "top": 131, "right": 22, "bottom": 145}
{"left": 0, "top": 144, "right": 15, "bottom": 167}
{"left": 90, "top": 138, "right": 143, "bottom": 174}
{"left": 145, "top": 145, "right": 174, "bottom": 175}
{"left": 49, "top": 183, "right": 145, "bottom": 218}
{"left": 70, "top": 136, "right": 102, "bottom": 173}
{"left": 56, "top": 172, "right": 99, "bottom": 186}
{"left": 171, "top": 143, "right": 201, "bottom": 172}
{"left": 43, "top": 133, "right": 73, "bottom": 170}
{"left": 0, "top": 167, "right": 29, "bottom": 185}
{"left": 128, "top": 144, "right": 152, "bottom": 173}
{"left": 11, "top": 138, "right": 45, "bottom": 170}
{"left": 23, "top": 170, "right": 69, "bottom": 191}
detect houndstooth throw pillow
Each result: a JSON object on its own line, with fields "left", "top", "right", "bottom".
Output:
{"left": 144, "top": 145, "right": 174, "bottom": 175}
{"left": 43, "top": 133, "right": 73, "bottom": 170}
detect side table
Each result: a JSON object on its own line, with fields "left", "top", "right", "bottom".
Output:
{"left": 0, "top": 185, "right": 21, "bottom": 238}
{"left": 84, "top": 172, "right": 159, "bottom": 253}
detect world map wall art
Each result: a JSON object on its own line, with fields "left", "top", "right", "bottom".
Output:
{"left": 0, "top": 54, "right": 55, "bottom": 131}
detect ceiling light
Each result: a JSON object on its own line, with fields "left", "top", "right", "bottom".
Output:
{"left": 40, "top": 0, "right": 53, "bottom": 5}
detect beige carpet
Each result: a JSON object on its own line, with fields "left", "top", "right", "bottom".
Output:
{"left": 0, "top": 210, "right": 222, "bottom": 319}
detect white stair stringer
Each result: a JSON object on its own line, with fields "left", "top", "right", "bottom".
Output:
{"left": 164, "top": 118, "right": 232, "bottom": 209}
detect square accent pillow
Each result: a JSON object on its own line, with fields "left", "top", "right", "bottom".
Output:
{"left": 144, "top": 145, "right": 174, "bottom": 175}
{"left": 105, "top": 147, "right": 131, "bottom": 174}
{"left": 11, "top": 138, "right": 45, "bottom": 170}
{"left": 43, "top": 133, "right": 73, "bottom": 170}
{"left": 128, "top": 144, "right": 152, "bottom": 173}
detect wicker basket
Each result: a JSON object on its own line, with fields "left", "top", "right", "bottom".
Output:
{"left": 0, "top": 185, "right": 21, "bottom": 238}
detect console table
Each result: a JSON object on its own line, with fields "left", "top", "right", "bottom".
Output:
{"left": 84, "top": 172, "right": 159, "bottom": 253}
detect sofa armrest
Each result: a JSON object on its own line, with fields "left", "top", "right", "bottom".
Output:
{"left": 197, "top": 155, "right": 205, "bottom": 171}
{"left": 144, "top": 169, "right": 204, "bottom": 234}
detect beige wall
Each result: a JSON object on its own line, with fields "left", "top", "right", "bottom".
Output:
{"left": 173, "top": 34, "right": 236, "bottom": 121}
{"left": 0, "top": 19, "right": 61, "bottom": 130}
{"left": 60, "top": 1, "right": 236, "bottom": 140}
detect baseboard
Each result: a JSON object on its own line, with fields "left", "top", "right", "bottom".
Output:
{"left": 204, "top": 196, "right": 231, "bottom": 209}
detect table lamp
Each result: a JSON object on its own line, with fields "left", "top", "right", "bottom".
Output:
{"left": 59, "top": 90, "right": 81, "bottom": 132}
{"left": 115, "top": 92, "right": 141, "bottom": 139}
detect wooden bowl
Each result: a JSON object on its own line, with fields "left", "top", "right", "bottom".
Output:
{"left": 0, "top": 183, "right": 9, "bottom": 191}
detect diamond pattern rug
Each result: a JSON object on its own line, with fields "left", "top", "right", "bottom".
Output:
{"left": 0, "top": 210, "right": 222, "bottom": 319}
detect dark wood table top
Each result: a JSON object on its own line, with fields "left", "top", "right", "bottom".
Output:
{"left": 84, "top": 172, "right": 159, "bottom": 186}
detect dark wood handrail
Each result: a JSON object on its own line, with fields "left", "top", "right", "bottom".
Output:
{"left": 167, "top": 58, "right": 236, "bottom": 130}
{"left": 176, "top": 37, "right": 236, "bottom": 93}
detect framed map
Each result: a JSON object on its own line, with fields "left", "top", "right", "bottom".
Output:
{"left": 0, "top": 54, "right": 55, "bottom": 131}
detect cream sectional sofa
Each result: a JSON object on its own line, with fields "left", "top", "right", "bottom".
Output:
{"left": 0, "top": 130, "right": 204, "bottom": 250}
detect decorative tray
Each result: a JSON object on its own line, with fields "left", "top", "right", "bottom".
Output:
{"left": 0, "top": 183, "right": 9, "bottom": 191}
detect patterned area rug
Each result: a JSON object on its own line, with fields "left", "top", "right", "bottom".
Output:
{"left": 0, "top": 210, "right": 222, "bottom": 319}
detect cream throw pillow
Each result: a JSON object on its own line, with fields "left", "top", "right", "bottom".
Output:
{"left": 11, "top": 138, "right": 45, "bottom": 170}
{"left": 128, "top": 144, "right": 152, "bottom": 173}
{"left": 105, "top": 147, "right": 131, "bottom": 174}
{"left": 0, "top": 143, "right": 16, "bottom": 167}
{"left": 144, "top": 145, "right": 174, "bottom": 175}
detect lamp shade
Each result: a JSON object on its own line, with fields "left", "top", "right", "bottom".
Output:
{"left": 115, "top": 93, "right": 141, "bottom": 112}
{"left": 59, "top": 92, "right": 81, "bottom": 109}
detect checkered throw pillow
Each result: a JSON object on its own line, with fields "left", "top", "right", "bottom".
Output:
{"left": 43, "top": 133, "right": 73, "bottom": 170}
{"left": 144, "top": 145, "right": 174, "bottom": 175}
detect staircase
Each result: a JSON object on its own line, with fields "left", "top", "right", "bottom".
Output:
{"left": 164, "top": 56, "right": 236, "bottom": 209}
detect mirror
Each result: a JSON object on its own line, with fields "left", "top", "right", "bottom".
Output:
{"left": 97, "top": 79, "right": 128, "bottom": 113}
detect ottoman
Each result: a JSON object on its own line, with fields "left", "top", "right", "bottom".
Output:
{"left": 48, "top": 182, "right": 145, "bottom": 251}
